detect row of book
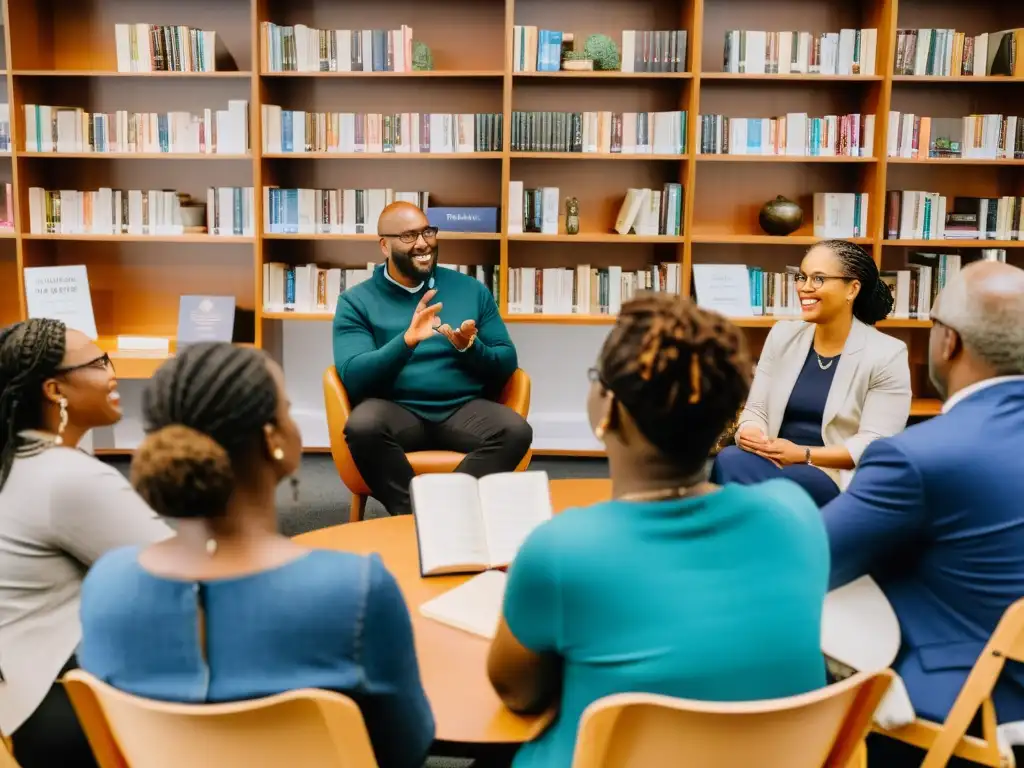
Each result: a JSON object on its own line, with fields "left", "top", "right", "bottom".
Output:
{"left": 894, "top": 28, "right": 1022, "bottom": 77}
{"left": 512, "top": 27, "right": 688, "bottom": 73}
{"left": 884, "top": 192, "right": 1024, "bottom": 241}
{"left": 506, "top": 264, "right": 681, "bottom": 316}
{"left": 613, "top": 186, "right": 686, "bottom": 237}
{"left": 0, "top": 105, "right": 9, "bottom": 153}
{"left": 26, "top": 187, "right": 254, "bottom": 237}
{"left": 260, "top": 23, "right": 415, "bottom": 73}
{"left": 263, "top": 263, "right": 497, "bottom": 315}
{"left": 723, "top": 29, "right": 878, "bottom": 76}
{"left": 887, "top": 113, "right": 1024, "bottom": 160}
{"left": 264, "top": 189, "right": 430, "bottom": 235}
{"left": 510, "top": 111, "right": 686, "bottom": 155}
{"left": 23, "top": 102, "right": 248, "bottom": 155}
{"left": 261, "top": 108, "right": 503, "bottom": 154}
{"left": 114, "top": 24, "right": 226, "bottom": 73}
{"left": 697, "top": 113, "right": 875, "bottom": 157}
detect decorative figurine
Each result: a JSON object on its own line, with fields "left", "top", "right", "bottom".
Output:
{"left": 565, "top": 197, "right": 580, "bottom": 234}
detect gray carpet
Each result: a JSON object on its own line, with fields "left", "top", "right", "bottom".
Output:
{"left": 104, "top": 454, "right": 609, "bottom": 535}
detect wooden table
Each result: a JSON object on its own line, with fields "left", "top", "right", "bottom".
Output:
{"left": 294, "top": 477, "right": 612, "bottom": 745}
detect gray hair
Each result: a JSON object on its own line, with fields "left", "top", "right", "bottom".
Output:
{"left": 935, "top": 267, "right": 1024, "bottom": 375}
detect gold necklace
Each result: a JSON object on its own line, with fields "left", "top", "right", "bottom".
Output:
{"left": 617, "top": 483, "right": 703, "bottom": 502}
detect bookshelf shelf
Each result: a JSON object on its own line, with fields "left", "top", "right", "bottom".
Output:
{"left": 262, "top": 153, "right": 503, "bottom": 160}
{"left": 260, "top": 70, "right": 504, "bottom": 78}
{"left": 882, "top": 242, "right": 1024, "bottom": 249}
{"left": 886, "top": 157, "right": 1024, "bottom": 166}
{"left": 891, "top": 75, "right": 1024, "bottom": 84}
{"left": 3, "top": 0, "right": 1015, "bottom": 456}
{"left": 20, "top": 235, "right": 255, "bottom": 244}
{"left": 20, "top": 153, "right": 252, "bottom": 161}
{"left": 700, "top": 73, "right": 885, "bottom": 82}
{"left": 511, "top": 153, "right": 688, "bottom": 161}
{"left": 696, "top": 155, "right": 877, "bottom": 163}
{"left": 263, "top": 232, "right": 501, "bottom": 241}
{"left": 12, "top": 70, "right": 253, "bottom": 78}
{"left": 508, "top": 233, "right": 686, "bottom": 243}
{"left": 512, "top": 71, "right": 692, "bottom": 79}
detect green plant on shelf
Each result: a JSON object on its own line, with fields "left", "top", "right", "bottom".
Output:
{"left": 583, "top": 34, "right": 620, "bottom": 71}
{"left": 412, "top": 40, "right": 433, "bottom": 71}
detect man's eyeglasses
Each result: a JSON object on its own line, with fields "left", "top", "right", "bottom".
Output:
{"left": 55, "top": 353, "right": 114, "bottom": 375}
{"left": 381, "top": 227, "right": 439, "bottom": 244}
{"left": 795, "top": 273, "right": 853, "bottom": 289}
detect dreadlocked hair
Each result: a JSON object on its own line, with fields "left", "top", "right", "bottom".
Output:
{"left": 0, "top": 319, "right": 67, "bottom": 490}
{"left": 814, "top": 239, "right": 894, "bottom": 325}
{"left": 597, "top": 293, "right": 752, "bottom": 471}
{"left": 131, "top": 342, "right": 279, "bottom": 520}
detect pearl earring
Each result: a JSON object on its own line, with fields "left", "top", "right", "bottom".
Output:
{"left": 272, "top": 447, "right": 284, "bottom": 461}
{"left": 206, "top": 538, "right": 217, "bottom": 555}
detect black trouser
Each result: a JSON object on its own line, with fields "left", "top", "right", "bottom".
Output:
{"left": 11, "top": 655, "right": 97, "bottom": 768}
{"left": 344, "top": 398, "right": 533, "bottom": 516}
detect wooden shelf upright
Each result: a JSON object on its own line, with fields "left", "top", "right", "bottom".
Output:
{"left": 1, "top": 0, "right": 1022, "bottom": 454}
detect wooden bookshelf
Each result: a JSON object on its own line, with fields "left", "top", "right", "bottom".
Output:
{"left": 6, "top": 0, "right": 1024, "bottom": 455}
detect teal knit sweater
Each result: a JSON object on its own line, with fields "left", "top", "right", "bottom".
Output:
{"left": 332, "top": 265, "right": 518, "bottom": 420}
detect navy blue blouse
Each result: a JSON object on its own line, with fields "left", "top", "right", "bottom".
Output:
{"left": 78, "top": 547, "right": 435, "bottom": 768}
{"left": 777, "top": 346, "right": 840, "bottom": 447}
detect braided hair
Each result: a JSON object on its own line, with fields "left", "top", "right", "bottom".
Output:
{"left": 814, "top": 239, "right": 894, "bottom": 325}
{"left": 131, "top": 343, "right": 279, "bottom": 519}
{"left": 0, "top": 319, "right": 67, "bottom": 490}
{"left": 596, "top": 293, "right": 752, "bottom": 472}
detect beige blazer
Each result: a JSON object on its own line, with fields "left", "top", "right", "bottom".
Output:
{"left": 736, "top": 318, "right": 912, "bottom": 486}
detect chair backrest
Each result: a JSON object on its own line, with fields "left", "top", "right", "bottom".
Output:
{"left": 0, "top": 737, "right": 20, "bottom": 768}
{"left": 63, "top": 670, "right": 379, "bottom": 768}
{"left": 570, "top": 670, "right": 893, "bottom": 768}
{"left": 919, "top": 597, "right": 1024, "bottom": 768}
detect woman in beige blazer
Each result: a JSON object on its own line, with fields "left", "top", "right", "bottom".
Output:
{"left": 0, "top": 319, "right": 170, "bottom": 768}
{"left": 711, "top": 240, "right": 912, "bottom": 506}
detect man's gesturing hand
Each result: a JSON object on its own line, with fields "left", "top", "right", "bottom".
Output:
{"left": 438, "top": 319, "right": 477, "bottom": 351}
{"left": 403, "top": 289, "right": 443, "bottom": 347}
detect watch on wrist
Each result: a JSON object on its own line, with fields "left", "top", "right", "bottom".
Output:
{"left": 804, "top": 447, "right": 812, "bottom": 464}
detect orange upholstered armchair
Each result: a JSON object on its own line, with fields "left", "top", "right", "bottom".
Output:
{"left": 323, "top": 366, "right": 532, "bottom": 522}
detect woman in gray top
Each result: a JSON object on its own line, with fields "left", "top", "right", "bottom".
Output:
{"left": 0, "top": 318, "right": 170, "bottom": 767}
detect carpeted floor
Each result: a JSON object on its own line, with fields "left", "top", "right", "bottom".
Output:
{"left": 104, "top": 453, "right": 609, "bottom": 535}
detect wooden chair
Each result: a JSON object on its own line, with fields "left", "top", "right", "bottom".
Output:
{"left": 570, "top": 670, "right": 893, "bottom": 768}
{"left": 873, "top": 597, "right": 1024, "bottom": 768}
{"left": 323, "top": 366, "right": 532, "bottom": 522}
{"left": 0, "top": 737, "right": 21, "bottom": 768}
{"left": 63, "top": 670, "right": 378, "bottom": 768}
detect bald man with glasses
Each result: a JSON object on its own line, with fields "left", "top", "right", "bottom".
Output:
{"left": 823, "top": 260, "right": 1024, "bottom": 766}
{"left": 332, "top": 202, "right": 531, "bottom": 516}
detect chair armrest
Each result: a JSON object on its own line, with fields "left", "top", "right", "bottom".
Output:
{"left": 322, "top": 366, "right": 370, "bottom": 495}
{"left": 498, "top": 368, "right": 531, "bottom": 418}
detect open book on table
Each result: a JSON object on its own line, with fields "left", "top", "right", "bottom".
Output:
{"left": 411, "top": 470, "right": 553, "bottom": 577}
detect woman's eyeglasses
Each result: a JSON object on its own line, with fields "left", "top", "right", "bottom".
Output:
{"left": 55, "top": 353, "right": 114, "bottom": 375}
{"left": 794, "top": 273, "right": 853, "bottom": 289}
{"left": 381, "top": 227, "right": 439, "bottom": 244}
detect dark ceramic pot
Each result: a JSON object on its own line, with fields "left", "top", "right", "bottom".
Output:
{"left": 758, "top": 196, "right": 803, "bottom": 236}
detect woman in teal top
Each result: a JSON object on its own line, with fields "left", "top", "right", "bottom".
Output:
{"left": 487, "top": 294, "right": 830, "bottom": 768}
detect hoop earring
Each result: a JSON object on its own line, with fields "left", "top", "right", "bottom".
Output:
{"left": 54, "top": 397, "right": 68, "bottom": 445}
{"left": 290, "top": 476, "right": 300, "bottom": 503}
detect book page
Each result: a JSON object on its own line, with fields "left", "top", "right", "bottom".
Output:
{"left": 477, "top": 471, "right": 554, "bottom": 567}
{"left": 411, "top": 474, "right": 489, "bottom": 575}
{"left": 419, "top": 570, "right": 508, "bottom": 639}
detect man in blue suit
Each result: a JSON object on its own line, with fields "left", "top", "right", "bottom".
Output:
{"left": 823, "top": 260, "right": 1024, "bottom": 765}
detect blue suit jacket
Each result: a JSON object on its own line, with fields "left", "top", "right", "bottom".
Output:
{"left": 822, "top": 379, "right": 1024, "bottom": 723}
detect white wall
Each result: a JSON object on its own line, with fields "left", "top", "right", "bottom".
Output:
{"left": 91, "top": 320, "right": 612, "bottom": 453}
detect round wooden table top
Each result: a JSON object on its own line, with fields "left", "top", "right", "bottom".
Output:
{"left": 294, "top": 477, "right": 612, "bottom": 745}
